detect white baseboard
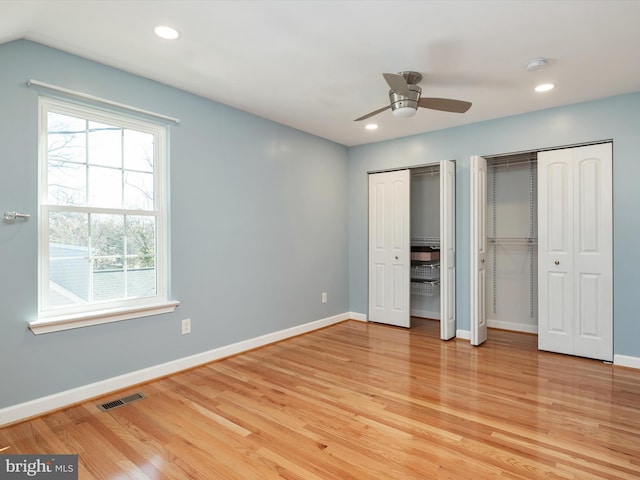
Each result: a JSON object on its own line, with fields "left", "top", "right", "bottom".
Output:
{"left": 614, "top": 354, "right": 640, "bottom": 369}
{"left": 457, "top": 331, "right": 639, "bottom": 370}
{"left": 487, "top": 319, "right": 538, "bottom": 334}
{"left": 410, "top": 309, "right": 440, "bottom": 320}
{"left": 0, "top": 312, "right": 354, "bottom": 427}
{"left": 348, "top": 311, "right": 367, "bottom": 322}
{"left": 456, "top": 329, "right": 470, "bottom": 340}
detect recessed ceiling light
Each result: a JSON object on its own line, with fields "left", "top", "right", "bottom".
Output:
{"left": 365, "top": 123, "right": 378, "bottom": 130}
{"left": 154, "top": 25, "right": 180, "bottom": 40}
{"left": 535, "top": 83, "right": 555, "bottom": 92}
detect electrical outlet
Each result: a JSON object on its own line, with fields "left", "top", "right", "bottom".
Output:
{"left": 322, "top": 292, "right": 328, "bottom": 303}
{"left": 181, "top": 318, "right": 191, "bottom": 335}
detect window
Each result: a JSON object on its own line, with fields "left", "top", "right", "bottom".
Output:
{"left": 31, "top": 98, "right": 177, "bottom": 334}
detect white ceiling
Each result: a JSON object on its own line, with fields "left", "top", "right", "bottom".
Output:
{"left": 2, "top": 0, "right": 640, "bottom": 146}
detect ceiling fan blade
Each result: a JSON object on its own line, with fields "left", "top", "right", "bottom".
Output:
{"left": 354, "top": 105, "right": 391, "bottom": 121}
{"left": 418, "top": 97, "right": 472, "bottom": 113}
{"left": 383, "top": 73, "right": 410, "bottom": 96}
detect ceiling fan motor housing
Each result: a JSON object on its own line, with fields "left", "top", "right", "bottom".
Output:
{"left": 389, "top": 84, "right": 421, "bottom": 117}
{"left": 354, "top": 70, "right": 470, "bottom": 121}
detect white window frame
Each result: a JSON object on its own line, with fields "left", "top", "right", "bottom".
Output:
{"left": 30, "top": 97, "right": 178, "bottom": 334}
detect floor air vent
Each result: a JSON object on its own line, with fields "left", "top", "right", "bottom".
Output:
{"left": 97, "top": 393, "right": 145, "bottom": 412}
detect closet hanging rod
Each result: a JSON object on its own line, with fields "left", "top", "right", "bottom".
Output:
{"left": 26, "top": 79, "right": 181, "bottom": 125}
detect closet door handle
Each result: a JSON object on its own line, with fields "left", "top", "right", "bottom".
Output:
{"left": 395, "top": 256, "right": 399, "bottom": 260}
{"left": 554, "top": 260, "right": 560, "bottom": 265}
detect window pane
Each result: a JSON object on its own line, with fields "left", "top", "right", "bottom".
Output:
{"left": 124, "top": 171, "right": 154, "bottom": 210}
{"left": 88, "top": 121, "right": 122, "bottom": 168}
{"left": 126, "top": 215, "right": 157, "bottom": 298}
{"left": 48, "top": 162, "right": 87, "bottom": 206}
{"left": 88, "top": 166, "right": 122, "bottom": 208}
{"left": 91, "top": 214, "right": 124, "bottom": 261}
{"left": 127, "top": 257, "right": 157, "bottom": 298}
{"left": 126, "top": 215, "right": 156, "bottom": 257}
{"left": 49, "top": 212, "right": 88, "bottom": 249}
{"left": 124, "top": 130, "right": 154, "bottom": 173}
{"left": 91, "top": 214, "right": 124, "bottom": 301}
{"left": 49, "top": 257, "right": 90, "bottom": 306}
{"left": 49, "top": 212, "right": 90, "bottom": 306}
{"left": 93, "top": 266, "right": 125, "bottom": 301}
{"left": 48, "top": 112, "right": 86, "bottom": 164}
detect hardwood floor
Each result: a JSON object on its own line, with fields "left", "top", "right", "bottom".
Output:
{"left": 2, "top": 318, "right": 640, "bottom": 479}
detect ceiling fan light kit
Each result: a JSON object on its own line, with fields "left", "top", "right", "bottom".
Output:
{"left": 390, "top": 81, "right": 421, "bottom": 117}
{"left": 355, "top": 70, "right": 472, "bottom": 122}
{"left": 393, "top": 106, "right": 418, "bottom": 118}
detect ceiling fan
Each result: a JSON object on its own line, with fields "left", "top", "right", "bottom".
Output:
{"left": 354, "top": 71, "right": 472, "bottom": 121}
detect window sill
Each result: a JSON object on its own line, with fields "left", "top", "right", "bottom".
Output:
{"left": 29, "top": 300, "right": 180, "bottom": 335}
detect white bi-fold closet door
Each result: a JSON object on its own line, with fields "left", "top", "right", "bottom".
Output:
{"left": 470, "top": 143, "right": 613, "bottom": 361}
{"left": 368, "top": 161, "right": 456, "bottom": 340}
{"left": 537, "top": 143, "right": 613, "bottom": 361}
{"left": 470, "top": 155, "right": 488, "bottom": 346}
{"left": 368, "top": 169, "right": 411, "bottom": 328}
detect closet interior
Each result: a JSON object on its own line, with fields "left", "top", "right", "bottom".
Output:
{"left": 410, "top": 165, "right": 442, "bottom": 321}
{"left": 485, "top": 152, "right": 538, "bottom": 334}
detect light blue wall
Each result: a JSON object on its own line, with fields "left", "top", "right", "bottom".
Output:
{"left": 2, "top": 39, "right": 639, "bottom": 412}
{"left": 0, "top": 40, "right": 349, "bottom": 408}
{"left": 348, "top": 93, "right": 640, "bottom": 358}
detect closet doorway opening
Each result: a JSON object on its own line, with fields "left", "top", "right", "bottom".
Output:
{"left": 484, "top": 152, "right": 538, "bottom": 336}
{"left": 409, "top": 164, "right": 454, "bottom": 338}
{"left": 470, "top": 143, "right": 613, "bottom": 362}
{"left": 368, "top": 160, "right": 456, "bottom": 340}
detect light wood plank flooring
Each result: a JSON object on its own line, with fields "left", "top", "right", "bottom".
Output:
{"left": 2, "top": 318, "right": 640, "bottom": 479}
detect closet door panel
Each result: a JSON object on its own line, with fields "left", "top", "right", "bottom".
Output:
{"left": 577, "top": 273, "right": 600, "bottom": 336}
{"left": 373, "top": 264, "right": 386, "bottom": 309}
{"left": 576, "top": 158, "right": 601, "bottom": 253}
{"left": 542, "top": 270, "right": 572, "bottom": 354}
{"left": 538, "top": 152, "right": 574, "bottom": 354}
{"left": 368, "top": 170, "right": 411, "bottom": 328}
{"left": 470, "top": 155, "right": 488, "bottom": 346}
{"left": 440, "top": 160, "right": 456, "bottom": 340}
{"left": 391, "top": 263, "right": 405, "bottom": 311}
{"left": 547, "top": 161, "right": 572, "bottom": 254}
{"left": 370, "top": 181, "right": 388, "bottom": 319}
{"left": 391, "top": 180, "right": 406, "bottom": 250}
{"left": 572, "top": 144, "right": 613, "bottom": 361}
{"left": 372, "top": 183, "right": 386, "bottom": 249}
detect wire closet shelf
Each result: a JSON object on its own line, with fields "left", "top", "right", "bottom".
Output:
{"left": 410, "top": 236, "right": 440, "bottom": 297}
